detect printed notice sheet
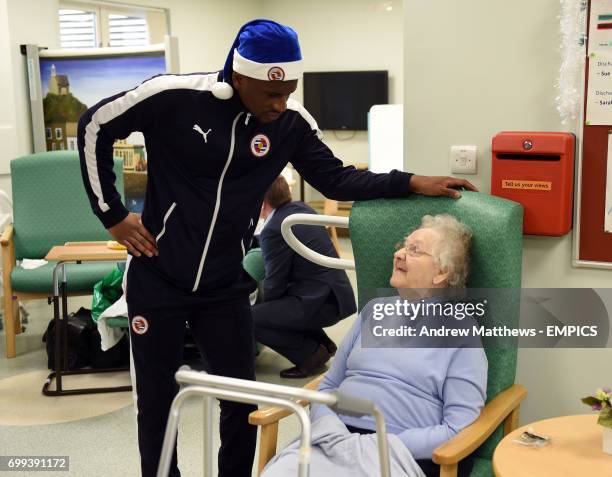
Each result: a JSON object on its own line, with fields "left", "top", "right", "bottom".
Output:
{"left": 587, "top": 51, "right": 612, "bottom": 125}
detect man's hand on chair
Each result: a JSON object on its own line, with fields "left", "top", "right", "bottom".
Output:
{"left": 409, "top": 175, "right": 478, "bottom": 199}
{"left": 108, "top": 213, "right": 158, "bottom": 258}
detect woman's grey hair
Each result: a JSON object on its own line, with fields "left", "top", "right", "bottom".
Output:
{"left": 419, "top": 214, "right": 473, "bottom": 288}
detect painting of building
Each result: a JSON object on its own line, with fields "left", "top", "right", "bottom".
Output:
{"left": 42, "top": 64, "right": 86, "bottom": 153}
{"left": 65, "top": 122, "right": 78, "bottom": 151}
{"left": 45, "top": 122, "right": 66, "bottom": 151}
{"left": 113, "top": 139, "right": 147, "bottom": 172}
{"left": 48, "top": 65, "right": 70, "bottom": 95}
{"left": 45, "top": 121, "right": 78, "bottom": 151}
{"left": 39, "top": 53, "right": 166, "bottom": 212}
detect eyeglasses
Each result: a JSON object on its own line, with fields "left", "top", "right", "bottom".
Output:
{"left": 395, "top": 241, "right": 432, "bottom": 258}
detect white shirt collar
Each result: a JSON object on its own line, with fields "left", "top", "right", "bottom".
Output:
{"left": 263, "top": 208, "right": 276, "bottom": 226}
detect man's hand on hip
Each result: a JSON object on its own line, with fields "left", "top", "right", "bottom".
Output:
{"left": 409, "top": 175, "right": 478, "bottom": 199}
{"left": 108, "top": 212, "right": 158, "bottom": 258}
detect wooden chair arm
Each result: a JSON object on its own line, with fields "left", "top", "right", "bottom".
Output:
{"left": 1, "top": 224, "right": 15, "bottom": 271}
{"left": 0, "top": 224, "right": 13, "bottom": 246}
{"left": 432, "top": 384, "right": 527, "bottom": 466}
{"left": 2, "top": 223, "right": 17, "bottom": 357}
{"left": 248, "top": 374, "right": 325, "bottom": 426}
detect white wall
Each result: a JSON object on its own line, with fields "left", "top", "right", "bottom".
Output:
{"left": 404, "top": 0, "right": 612, "bottom": 424}
{"left": 1, "top": 0, "right": 59, "bottom": 196}
{"left": 262, "top": 0, "right": 403, "bottom": 200}
{"left": 128, "top": 0, "right": 260, "bottom": 74}
{"left": 0, "top": 0, "right": 18, "bottom": 181}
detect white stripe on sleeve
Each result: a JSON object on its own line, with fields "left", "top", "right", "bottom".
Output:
{"left": 287, "top": 98, "right": 323, "bottom": 140}
{"left": 83, "top": 73, "right": 218, "bottom": 213}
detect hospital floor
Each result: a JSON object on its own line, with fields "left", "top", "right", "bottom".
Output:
{"left": 0, "top": 238, "right": 357, "bottom": 477}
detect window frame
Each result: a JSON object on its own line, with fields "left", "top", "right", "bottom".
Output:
{"left": 59, "top": 1, "right": 167, "bottom": 49}
{"left": 59, "top": 3, "right": 99, "bottom": 49}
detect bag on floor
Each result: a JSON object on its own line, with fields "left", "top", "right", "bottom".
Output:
{"left": 88, "top": 330, "right": 130, "bottom": 369}
{"left": 42, "top": 307, "right": 95, "bottom": 370}
{"left": 43, "top": 307, "right": 129, "bottom": 370}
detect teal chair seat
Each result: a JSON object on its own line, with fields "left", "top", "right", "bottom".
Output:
{"left": 243, "top": 247, "right": 265, "bottom": 282}
{"left": 11, "top": 261, "right": 119, "bottom": 294}
{"left": 105, "top": 316, "right": 129, "bottom": 328}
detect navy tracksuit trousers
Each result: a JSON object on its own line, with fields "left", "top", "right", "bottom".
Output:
{"left": 126, "top": 258, "right": 257, "bottom": 477}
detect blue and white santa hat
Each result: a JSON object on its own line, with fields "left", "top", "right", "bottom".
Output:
{"left": 212, "top": 19, "right": 303, "bottom": 99}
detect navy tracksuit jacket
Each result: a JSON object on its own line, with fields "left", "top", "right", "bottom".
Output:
{"left": 77, "top": 71, "right": 413, "bottom": 477}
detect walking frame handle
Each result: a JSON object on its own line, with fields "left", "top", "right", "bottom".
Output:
{"left": 157, "top": 367, "right": 392, "bottom": 477}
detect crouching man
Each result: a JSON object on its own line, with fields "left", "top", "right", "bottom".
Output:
{"left": 253, "top": 176, "right": 356, "bottom": 378}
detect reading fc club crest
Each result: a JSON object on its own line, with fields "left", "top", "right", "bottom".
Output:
{"left": 267, "top": 66, "right": 285, "bottom": 81}
{"left": 251, "top": 134, "right": 271, "bottom": 158}
{"left": 132, "top": 316, "right": 149, "bottom": 335}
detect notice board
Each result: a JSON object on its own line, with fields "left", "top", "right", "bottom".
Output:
{"left": 575, "top": 0, "right": 612, "bottom": 268}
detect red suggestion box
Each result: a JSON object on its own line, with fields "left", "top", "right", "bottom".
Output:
{"left": 491, "top": 131, "right": 575, "bottom": 236}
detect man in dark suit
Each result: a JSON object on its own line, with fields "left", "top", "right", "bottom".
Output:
{"left": 253, "top": 176, "right": 357, "bottom": 378}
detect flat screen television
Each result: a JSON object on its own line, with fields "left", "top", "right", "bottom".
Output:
{"left": 303, "top": 70, "right": 388, "bottom": 131}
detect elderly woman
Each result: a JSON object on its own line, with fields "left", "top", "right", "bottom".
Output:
{"left": 262, "top": 214, "right": 488, "bottom": 477}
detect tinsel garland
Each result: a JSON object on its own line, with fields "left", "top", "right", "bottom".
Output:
{"left": 555, "top": 0, "right": 587, "bottom": 125}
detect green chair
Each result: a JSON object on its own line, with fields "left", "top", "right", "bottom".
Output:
{"left": 249, "top": 192, "right": 527, "bottom": 477}
{"left": 243, "top": 247, "right": 265, "bottom": 282}
{"left": 2, "top": 151, "right": 124, "bottom": 358}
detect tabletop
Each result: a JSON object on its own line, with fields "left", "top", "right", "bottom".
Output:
{"left": 493, "top": 414, "right": 612, "bottom": 476}
{"left": 45, "top": 241, "right": 127, "bottom": 262}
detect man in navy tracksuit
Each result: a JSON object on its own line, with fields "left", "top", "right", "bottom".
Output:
{"left": 78, "top": 18, "right": 476, "bottom": 477}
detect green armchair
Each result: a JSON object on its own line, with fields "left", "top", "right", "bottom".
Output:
{"left": 249, "top": 192, "right": 527, "bottom": 477}
{"left": 2, "top": 151, "right": 124, "bottom": 358}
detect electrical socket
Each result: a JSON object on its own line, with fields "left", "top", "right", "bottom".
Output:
{"left": 450, "top": 145, "right": 477, "bottom": 174}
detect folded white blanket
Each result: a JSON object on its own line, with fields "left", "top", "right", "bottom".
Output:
{"left": 97, "top": 295, "right": 128, "bottom": 351}
{"left": 262, "top": 414, "right": 426, "bottom": 477}
{"left": 97, "top": 258, "right": 130, "bottom": 351}
{"left": 20, "top": 258, "right": 48, "bottom": 269}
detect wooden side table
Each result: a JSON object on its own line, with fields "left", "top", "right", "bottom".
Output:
{"left": 493, "top": 414, "right": 612, "bottom": 476}
{"left": 42, "top": 242, "right": 130, "bottom": 396}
